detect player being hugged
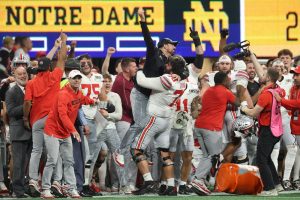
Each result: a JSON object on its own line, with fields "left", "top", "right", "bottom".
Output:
{"left": 130, "top": 55, "right": 189, "bottom": 196}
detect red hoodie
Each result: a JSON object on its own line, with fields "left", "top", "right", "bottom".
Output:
{"left": 24, "top": 67, "right": 63, "bottom": 125}
{"left": 44, "top": 85, "right": 94, "bottom": 139}
{"left": 281, "top": 85, "right": 300, "bottom": 135}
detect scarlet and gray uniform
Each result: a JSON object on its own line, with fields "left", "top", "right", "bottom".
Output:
{"left": 170, "top": 64, "right": 199, "bottom": 152}
{"left": 80, "top": 72, "right": 103, "bottom": 161}
{"left": 131, "top": 72, "right": 187, "bottom": 151}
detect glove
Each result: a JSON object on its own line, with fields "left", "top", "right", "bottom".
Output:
{"left": 189, "top": 27, "right": 201, "bottom": 47}
{"left": 220, "top": 28, "right": 229, "bottom": 39}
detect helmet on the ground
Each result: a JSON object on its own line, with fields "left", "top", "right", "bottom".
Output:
{"left": 12, "top": 54, "right": 30, "bottom": 68}
{"left": 232, "top": 115, "right": 255, "bottom": 137}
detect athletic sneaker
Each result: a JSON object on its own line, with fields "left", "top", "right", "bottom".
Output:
{"left": 41, "top": 190, "right": 54, "bottom": 199}
{"left": 112, "top": 152, "right": 125, "bottom": 167}
{"left": 89, "top": 182, "right": 101, "bottom": 193}
{"left": 191, "top": 179, "right": 211, "bottom": 196}
{"left": 66, "top": 189, "right": 81, "bottom": 198}
{"left": 132, "top": 181, "right": 156, "bottom": 195}
{"left": 0, "top": 182, "right": 8, "bottom": 194}
{"left": 292, "top": 179, "right": 300, "bottom": 190}
{"left": 179, "top": 184, "right": 192, "bottom": 195}
{"left": 258, "top": 189, "right": 278, "bottom": 196}
{"left": 159, "top": 186, "right": 177, "bottom": 196}
{"left": 28, "top": 179, "right": 41, "bottom": 197}
{"left": 158, "top": 184, "right": 167, "bottom": 195}
{"left": 111, "top": 186, "right": 119, "bottom": 193}
{"left": 282, "top": 180, "right": 293, "bottom": 191}
{"left": 275, "top": 184, "right": 284, "bottom": 192}
{"left": 210, "top": 154, "right": 222, "bottom": 177}
{"left": 50, "top": 181, "right": 64, "bottom": 198}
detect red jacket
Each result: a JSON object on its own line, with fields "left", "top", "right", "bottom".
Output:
{"left": 281, "top": 85, "right": 300, "bottom": 135}
{"left": 44, "top": 85, "right": 94, "bottom": 139}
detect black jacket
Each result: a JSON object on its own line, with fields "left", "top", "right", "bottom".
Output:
{"left": 135, "top": 22, "right": 167, "bottom": 97}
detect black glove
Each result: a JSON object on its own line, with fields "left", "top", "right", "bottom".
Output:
{"left": 189, "top": 27, "right": 201, "bottom": 47}
{"left": 220, "top": 28, "right": 229, "bottom": 39}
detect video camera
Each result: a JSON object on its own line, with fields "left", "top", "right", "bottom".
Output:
{"left": 223, "top": 40, "right": 251, "bottom": 60}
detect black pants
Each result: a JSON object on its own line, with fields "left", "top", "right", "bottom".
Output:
{"left": 12, "top": 140, "right": 32, "bottom": 196}
{"left": 256, "top": 126, "right": 280, "bottom": 191}
{"left": 72, "top": 125, "right": 85, "bottom": 192}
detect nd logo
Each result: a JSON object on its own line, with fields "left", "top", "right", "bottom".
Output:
{"left": 183, "top": 1, "right": 229, "bottom": 51}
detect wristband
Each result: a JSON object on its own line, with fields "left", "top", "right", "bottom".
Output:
{"left": 193, "top": 54, "right": 204, "bottom": 69}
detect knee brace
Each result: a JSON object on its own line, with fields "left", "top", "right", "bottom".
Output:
{"left": 131, "top": 149, "right": 147, "bottom": 164}
{"left": 158, "top": 148, "right": 174, "bottom": 167}
{"left": 161, "top": 155, "right": 174, "bottom": 167}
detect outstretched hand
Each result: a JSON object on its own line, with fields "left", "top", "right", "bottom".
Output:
{"left": 189, "top": 27, "right": 201, "bottom": 47}
{"left": 220, "top": 28, "right": 229, "bottom": 39}
{"left": 138, "top": 7, "right": 145, "bottom": 22}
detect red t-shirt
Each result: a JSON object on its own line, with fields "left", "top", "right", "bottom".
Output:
{"left": 111, "top": 73, "right": 134, "bottom": 123}
{"left": 44, "top": 86, "right": 94, "bottom": 139}
{"left": 24, "top": 68, "right": 63, "bottom": 125}
{"left": 195, "top": 85, "right": 236, "bottom": 131}
{"left": 257, "top": 85, "right": 276, "bottom": 126}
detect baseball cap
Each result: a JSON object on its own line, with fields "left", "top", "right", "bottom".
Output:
{"left": 37, "top": 57, "right": 51, "bottom": 71}
{"left": 35, "top": 51, "right": 47, "bottom": 59}
{"left": 290, "top": 66, "right": 300, "bottom": 74}
{"left": 157, "top": 38, "right": 178, "bottom": 48}
{"left": 68, "top": 70, "right": 82, "bottom": 79}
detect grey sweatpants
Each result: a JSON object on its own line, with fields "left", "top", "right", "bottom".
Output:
{"left": 193, "top": 128, "right": 223, "bottom": 180}
{"left": 29, "top": 116, "right": 47, "bottom": 181}
{"left": 42, "top": 134, "right": 77, "bottom": 191}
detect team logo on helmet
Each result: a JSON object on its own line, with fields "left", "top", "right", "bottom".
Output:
{"left": 232, "top": 115, "right": 255, "bottom": 138}
{"left": 173, "top": 111, "right": 189, "bottom": 129}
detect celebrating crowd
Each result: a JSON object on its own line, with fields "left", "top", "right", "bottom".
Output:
{"left": 0, "top": 7, "right": 300, "bottom": 199}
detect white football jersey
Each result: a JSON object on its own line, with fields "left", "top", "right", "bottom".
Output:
{"left": 277, "top": 73, "right": 293, "bottom": 114}
{"left": 206, "top": 70, "right": 249, "bottom": 94}
{"left": 148, "top": 74, "right": 187, "bottom": 118}
{"left": 175, "top": 65, "right": 200, "bottom": 114}
{"left": 81, "top": 72, "right": 103, "bottom": 119}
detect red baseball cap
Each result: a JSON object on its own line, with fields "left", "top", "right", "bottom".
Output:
{"left": 290, "top": 66, "right": 300, "bottom": 74}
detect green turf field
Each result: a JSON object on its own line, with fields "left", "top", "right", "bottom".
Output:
{"left": 21, "top": 191, "right": 298, "bottom": 200}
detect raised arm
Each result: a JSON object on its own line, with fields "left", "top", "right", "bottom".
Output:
{"left": 67, "top": 41, "right": 77, "bottom": 59}
{"left": 189, "top": 27, "right": 204, "bottom": 74}
{"left": 56, "top": 32, "right": 68, "bottom": 71}
{"left": 136, "top": 71, "right": 165, "bottom": 91}
{"left": 46, "top": 36, "right": 62, "bottom": 60}
{"left": 101, "top": 47, "right": 116, "bottom": 75}
{"left": 138, "top": 7, "right": 155, "bottom": 57}
{"left": 250, "top": 50, "right": 266, "bottom": 82}
{"left": 219, "top": 28, "right": 229, "bottom": 55}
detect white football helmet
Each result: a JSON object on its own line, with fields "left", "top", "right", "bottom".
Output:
{"left": 232, "top": 115, "right": 255, "bottom": 138}
{"left": 173, "top": 111, "right": 189, "bottom": 129}
{"left": 12, "top": 54, "right": 30, "bottom": 68}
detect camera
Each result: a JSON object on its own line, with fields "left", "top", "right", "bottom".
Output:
{"left": 223, "top": 40, "right": 251, "bottom": 60}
